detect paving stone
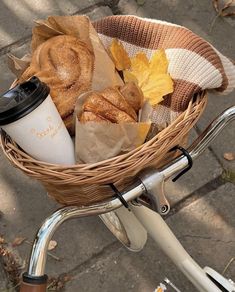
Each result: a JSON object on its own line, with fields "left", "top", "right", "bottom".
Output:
{"left": 167, "top": 183, "right": 235, "bottom": 280}
{"left": 118, "top": 0, "right": 235, "bottom": 59}
{"left": 86, "top": 5, "right": 113, "bottom": 21}
{"left": 0, "top": 149, "right": 116, "bottom": 277}
{"left": 0, "top": 41, "right": 30, "bottom": 95}
{"left": 196, "top": 91, "right": 235, "bottom": 171}
{"left": 0, "top": 0, "right": 104, "bottom": 49}
{"left": 66, "top": 183, "right": 235, "bottom": 291}
{"left": 0, "top": 258, "right": 9, "bottom": 290}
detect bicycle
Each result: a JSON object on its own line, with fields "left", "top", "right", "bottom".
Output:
{"left": 19, "top": 106, "right": 235, "bottom": 292}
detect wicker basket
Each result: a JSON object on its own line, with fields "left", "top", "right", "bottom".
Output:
{"left": 0, "top": 91, "right": 207, "bottom": 206}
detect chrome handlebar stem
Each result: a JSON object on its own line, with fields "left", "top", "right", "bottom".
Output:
{"left": 27, "top": 106, "right": 235, "bottom": 277}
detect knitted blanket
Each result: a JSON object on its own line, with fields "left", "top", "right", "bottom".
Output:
{"left": 93, "top": 15, "right": 235, "bottom": 124}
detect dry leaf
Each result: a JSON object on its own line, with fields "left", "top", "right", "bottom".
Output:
{"left": 109, "top": 39, "right": 131, "bottom": 71}
{"left": 109, "top": 40, "right": 173, "bottom": 106}
{"left": 0, "top": 236, "right": 5, "bottom": 244}
{"left": 0, "top": 246, "right": 22, "bottom": 285}
{"left": 63, "top": 274, "right": 73, "bottom": 282}
{"left": 48, "top": 240, "right": 57, "bottom": 251}
{"left": 124, "top": 50, "right": 174, "bottom": 105}
{"left": 222, "top": 0, "right": 235, "bottom": 10}
{"left": 223, "top": 152, "right": 235, "bottom": 161}
{"left": 47, "top": 274, "right": 72, "bottom": 290}
{"left": 12, "top": 237, "right": 26, "bottom": 247}
{"left": 221, "top": 10, "right": 235, "bottom": 16}
{"left": 212, "top": 0, "right": 220, "bottom": 12}
{"left": 211, "top": 0, "right": 235, "bottom": 30}
{"left": 212, "top": 0, "right": 235, "bottom": 17}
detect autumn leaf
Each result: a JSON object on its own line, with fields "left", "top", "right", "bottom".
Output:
{"left": 63, "top": 274, "right": 73, "bottom": 282}
{"left": 211, "top": 0, "right": 235, "bottom": 30}
{"left": 12, "top": 237, "right": 26, "bottom": 247}
{"left": 48, "top": 240, "right": 57, "bottom": 251}
{"left": 213, "top": 0, "right": 220, "bottom": 12}
{"left": 0, "top": 236, "right": 5, "bottom": 244}
{"left": 213, "top": 0, "right": 235, "bottom": 15}
{"left": 124, "top": 49, "right": 174, "bottom": 105}
{"left": 109, "top": 39, "right": 131, "bottom": 71}
{"left": 223, "top": 152, "right": 235, "bottom": 161}
{"left": 123, "top": 71, "right": 138, "bottom": 84}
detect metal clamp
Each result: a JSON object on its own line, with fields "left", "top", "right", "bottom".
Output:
{"left": 137, "top": 168, "right": 170, "bottom": 215}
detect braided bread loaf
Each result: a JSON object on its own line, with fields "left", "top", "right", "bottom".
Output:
{"left": 80, "top": 83, "right": 144, "bottom": 123}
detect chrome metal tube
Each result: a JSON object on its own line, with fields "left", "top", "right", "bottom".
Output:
{"left": 28, "top": 181, "right": 144, "bottom": 276}
{"left": 189, "top": 106, "right": 235, "bottom": 160}
{"left": 162, "top": 106, "right": 235, "bottom": 180}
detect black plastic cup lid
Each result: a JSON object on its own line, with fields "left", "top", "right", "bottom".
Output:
{"left": 0, "top": 76, "right": 50, "bottom": 126}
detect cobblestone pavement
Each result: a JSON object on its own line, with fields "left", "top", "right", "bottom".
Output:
{"left": 0, "top": 1, "right": 234, "bottom": 291}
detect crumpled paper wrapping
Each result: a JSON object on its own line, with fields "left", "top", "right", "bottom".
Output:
{"left": 75, "top": 92, "right": 151, "bottom": 163}
{"left": 7, "top": 15, "right": 123, "bottom": 91}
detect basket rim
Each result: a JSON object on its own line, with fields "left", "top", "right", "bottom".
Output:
{"left": 1, "top": 91, "right": 207, "bottom": 172}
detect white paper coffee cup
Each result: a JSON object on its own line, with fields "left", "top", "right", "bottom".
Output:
{"left": 0, "top": 77, "right": 75, "bottom": 165}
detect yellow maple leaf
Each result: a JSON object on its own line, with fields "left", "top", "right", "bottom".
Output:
{"left": 150, "top": 49, "right": 169, "bottom": 74}
{"left": 131, "top": 52, "right": 149, "bottom": 71}
{"left": 124, "top": 49, "right": 174, "bottom": 106}
{"left": 109, "top": 39, "right": 131, "bottom": 71}
{"left": 123, "top": 71, "right": 138, "bottom": 84}
{"left": 142, "top": 73, "right": 174, "bottom": 105}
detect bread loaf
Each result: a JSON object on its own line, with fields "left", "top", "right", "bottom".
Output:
{"left": 80, "top": 111, "right": 110, "bottom": 122}
{"left": 101, "top": 87, "right": 137, "bottom": 120}
{"left": 82, "top": 92, "right": 136, "bottom": 123}
{"left": 19, "top": 35, "right": 94, "bottom": 133}
{"left": 119, "top": 82, "right": 144, "bottom": 112}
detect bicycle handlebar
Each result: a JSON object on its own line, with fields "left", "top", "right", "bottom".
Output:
{"left": 20, "top": 105, "right": 235, "bottom": 291}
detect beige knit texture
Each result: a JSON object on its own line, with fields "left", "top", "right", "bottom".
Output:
{"left": 93, "top": 15, "right": 235, "bottom": 124}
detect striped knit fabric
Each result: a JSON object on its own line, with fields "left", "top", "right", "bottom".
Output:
{"left": 93, "top": 15, "right": 235, "bottom": 124}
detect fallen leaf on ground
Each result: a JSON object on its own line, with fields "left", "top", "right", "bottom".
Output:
{"left": 48, "top": 240, "right": 57, "bottom": 251}
{"left": 211, "top": 0, "right": 235, "bottom": 30}
{"left": 0, "top": 236, "right": 5, "bottom": 244}
{"left": 47, "top": 274, "right": 72, "bottom": 291}
{"left": 223, "top": 152, "right": 235, "bottom": 161}
{"left": 0, "top": 246, "right": 22, "bottom": 286}
{"left": 63, "top": 274, "right": 73, "bottom": 282}
{"left": 212, "top": 0, "right": 220, "bottom": 12}
{"left": 12, "top": 237, "right": 26, "bottom": 247}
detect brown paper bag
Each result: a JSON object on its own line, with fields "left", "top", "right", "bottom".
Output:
{"left": 75, "top": 92, "right": 151, "bottom": 163}
{"left": 7, "top": 15, "right": 123, "bottom": 90}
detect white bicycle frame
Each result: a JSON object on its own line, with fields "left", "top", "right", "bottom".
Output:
{"left": 20, "top": 106, "right": 235, "bottom": 292}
